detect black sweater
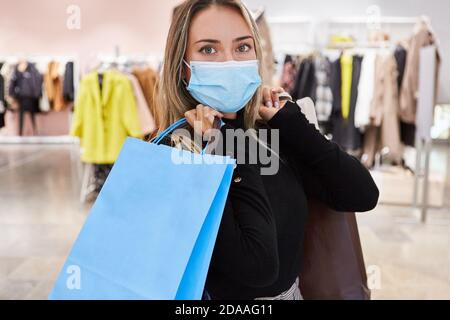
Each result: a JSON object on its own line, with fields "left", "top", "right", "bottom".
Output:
{"left": 164, "top": 100, "right": 379, "bottom": 299}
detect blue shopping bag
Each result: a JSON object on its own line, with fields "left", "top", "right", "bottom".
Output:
{"left": 49, "top": 118, "right": 235, "bottom": 300}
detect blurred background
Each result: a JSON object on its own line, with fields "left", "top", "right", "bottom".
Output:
{"left": 0, "top": 0, "right": 449, "bottom": 299}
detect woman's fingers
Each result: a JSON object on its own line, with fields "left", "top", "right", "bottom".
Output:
{"left": 262, "top": 86, "right": 273, "bottom": 108}
{"left": 261, "top": 86, "right": 286, "bottom": 108}
{"left": 271, "top": 87, "right": 284, "bottom": 109}
{"left": 196, "top": 104, "right": 204, "bottom": 123}
{"left": 185, "top": 104, "right": 223, "bottom": 135}
{"left": 184, "top": 109, "right": 197, "bottom": 128}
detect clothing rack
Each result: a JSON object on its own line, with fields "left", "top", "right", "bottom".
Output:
{"left": 78, "top": 50, "right": 161, "bottom": 203}
{"left": 268, "top": 15, "right": 420, "bottom": 53}
{"left": 0, "top": 54, "right": 80, "bottom": 144}
{"left": 95, "top": 45, "right": 162, "bottom": 72}
{"left": 269, "top": 16, "right": 439, "bottom": 222}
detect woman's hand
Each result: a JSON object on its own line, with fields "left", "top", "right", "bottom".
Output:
{"left": 185, "top": 104, "right": 223, "bottom": 139}
{"left": 259, "top": 86, "right": 288, "bottom": 122}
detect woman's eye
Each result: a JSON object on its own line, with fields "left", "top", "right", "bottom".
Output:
{"left": 237, "top": 44, "right": 251, "bottom": 53}
{"left": 200, "top": 46, "right": 217, "bottom": 55}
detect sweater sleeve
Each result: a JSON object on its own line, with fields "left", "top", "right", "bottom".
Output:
{"left": 267, "top": 100, "right": 379, "bottom": 212}
{"left": 207, "top": 124, "right": 280, "bottom": 288}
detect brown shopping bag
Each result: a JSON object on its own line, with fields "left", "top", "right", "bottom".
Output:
{"left": 299, "top": 198, "right": 371, "bottom": 300}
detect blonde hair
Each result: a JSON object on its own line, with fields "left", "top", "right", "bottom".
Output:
{"left": 155, "top": 0, "right": 263, "bottom": 138}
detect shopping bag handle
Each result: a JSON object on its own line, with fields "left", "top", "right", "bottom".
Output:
{"left": 152, "top": 118, "right": 188, "bottom": 145}
{"left": 151, "top": 117, "right": 224, "bottom": 155}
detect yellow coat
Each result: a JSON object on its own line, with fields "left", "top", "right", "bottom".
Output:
{"left": 71, "top": 70, "right": 142, "bottom": 164}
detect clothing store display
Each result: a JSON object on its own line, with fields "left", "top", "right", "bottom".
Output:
{"left": 70, "top": 70, "right": 142, "bottom": 164}
{"left": 354, "top": 51, "right": 376, "bottom": 131}
{"left": 291, "top": 57, "right": 316, "bottom": 102}
{"left": 125, "top": 74, "right": 156, "bottom": 135}
{"left": 39, "top": 82, "right": 51, "bottom": 112}
{"left": 2, "top": 63, "right": 18, "bottom": 111}
{"left": 44, "top": 60, "right": 66, "bottom": 111}
{"left": 362, "top": 53, "right": 402, "bottom": 166}
{"left": 340, "top": 53, "right": 353, "bottom": 120}
{"left": 63, "top": 61, "right": 75, "bottom": 102}
{"left": 8, "top": 62, "right": 43, "bottom": 135}
{"left": 331, "top": 55, "right": 363, "bottom": 151}
{"left": 330, "top": 56, "right": 342, "bottom": 117}
{"left": 9, "top": 62, "right": 42, "bottom": 101}
{"left": 399, "top": 19, "right": 440, "bottom": 124}
{"left": 314, "top": 56, "right": 333, "bottom": 122}
{"left": 132, "top": 67, "right": 159, "bottom": 128}
{"left": 394, "top": 45, "right": 416, "bottom": 147}
{"left": 160, "top": 100, "right": 378, "bottom": 299}
{"left": 394, "top": 45, "right": 407, "bottom": 89}
{"left": 184, "top": 59, "right": 261, "bottom": 113}
{"left": 280, "top": 55, "right": 301, "bottom": 94}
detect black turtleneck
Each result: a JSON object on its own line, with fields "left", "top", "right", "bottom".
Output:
{"left": 164, "top": 101, "right": 379, "bottom": 299}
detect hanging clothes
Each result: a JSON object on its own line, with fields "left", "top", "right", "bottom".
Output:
{"left": 9, "top": 62, "right": 42, "bottom": 100}
{"left": 331, "top": 55, "right": 363, "bottom": 151}
{"left": 44, "top": 60, "right": 66, "bottom": 111}
{"left": 1, "top": 62, "right": 17, "bottom": 110}
{"left": 291, "top": 57, "right": 316, "bottom": 102}
{"left": 362, "top": 53, "right": 402, "bottom": 167}
{"left": 9, "top": 62, "right": 42, "bottom": 135}
{"left": 329, "top": 55, "right": 342, "bottom": 118}
{"left": 394, "top": 45, "right": 407, "bottom": 89}
{"left": 354, "top": 51, "right": 376, "bottom": 131}
{"left": 280, "top": 54, "right": 301, "bottom": 94}
{"left": 125, "top": 73, "right": 156, "bottom": 136}
{"left": 132, "top": 67, "right": 159, "bottom": 129}
{"left": 63, "top": 61, "right": 75, "bottom": 103}
{"left": 340, "top": 53, "right": 353, "bottom": 120}
{"left": 399, "top": 19, "right": 440, "bottom": 124}
{"left": 313, "top": 56, "right": 333, "bottom": 122}
{"left": 70, "top": 70, "right": 142, "bottom": 164}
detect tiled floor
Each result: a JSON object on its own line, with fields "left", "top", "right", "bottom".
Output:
{"left": 0, "top": 143, "right": 449, "bottom": 300}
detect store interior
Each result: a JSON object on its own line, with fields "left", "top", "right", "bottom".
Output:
{"left": 0, "top": 0, "right": 449, "bottom": 299}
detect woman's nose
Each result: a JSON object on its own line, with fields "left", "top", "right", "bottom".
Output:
{"left": 223, "top": 50, "right": 234, "bottom": 62}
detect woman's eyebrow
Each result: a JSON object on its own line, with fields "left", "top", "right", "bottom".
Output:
{"left": 194, "top": 35, "right": 254, "bottom": 44}
{"left": 194, "top": 39, "right": 220, "bottom": 44}
{"left": 233, "top": 35, "right": 253, "bottom": 42}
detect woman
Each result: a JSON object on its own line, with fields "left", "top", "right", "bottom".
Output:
{"left": 155, "top": 0, "right": 379, "bottom": 300}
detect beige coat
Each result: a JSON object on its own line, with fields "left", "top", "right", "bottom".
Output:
{"left": 399, "top": 20, "right": 440, "bottom": 124}
{"left": 363, "top": 53, "right": 402, "bottom": 166}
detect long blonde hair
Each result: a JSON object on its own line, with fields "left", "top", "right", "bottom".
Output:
{"left": 155, "top": 0, "right": 263, "bottom": 137}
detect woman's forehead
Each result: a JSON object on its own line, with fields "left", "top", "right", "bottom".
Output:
{"left": 189, "top": 5, "right": 252, "bottom": 43}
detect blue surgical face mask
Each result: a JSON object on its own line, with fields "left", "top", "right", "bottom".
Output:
{"left": 183, "top": 59, "right": 261, "bottom": 113}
